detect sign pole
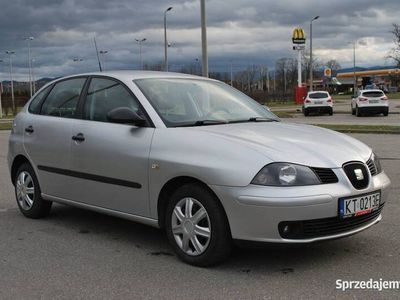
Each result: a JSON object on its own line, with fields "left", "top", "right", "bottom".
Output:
{"left": 297, "top": 49, "right": 302, "bottom": 87}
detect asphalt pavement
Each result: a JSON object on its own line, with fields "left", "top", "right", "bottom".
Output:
{"left": 0, "top": 130, "right": 399, "bottom": 299}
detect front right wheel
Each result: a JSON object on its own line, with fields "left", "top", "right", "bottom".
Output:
{"left": 165, "top": 184, "right": 232, "bottom": 267}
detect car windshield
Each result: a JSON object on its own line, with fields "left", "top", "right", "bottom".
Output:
{"left": 308, "top": 92, "right": 329, "bottom": 99}
{"left": 362, "top": 91, "right": 384, "bottom": 97}
{"left": 134, "top": 78, "right": 279, "bottom": 127}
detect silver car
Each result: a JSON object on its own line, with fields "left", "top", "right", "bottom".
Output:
{"left": 8, "top": 71, "right": 391, "bottom": 266}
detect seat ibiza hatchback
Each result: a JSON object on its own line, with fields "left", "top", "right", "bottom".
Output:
{"left": 8, "top": 71, "right": 391, "bottom": 266}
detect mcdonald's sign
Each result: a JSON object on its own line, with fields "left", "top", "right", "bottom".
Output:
{"left": 292, "top": 27, "right": 306, "bottom": 44}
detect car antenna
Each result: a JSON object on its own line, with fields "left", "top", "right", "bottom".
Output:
{"left": 93, "top": 36, "right": 103, "bottom": 72}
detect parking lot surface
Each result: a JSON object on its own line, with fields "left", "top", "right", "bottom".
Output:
{"left": 0, "top": 130, "right": 399, "bottom": 299}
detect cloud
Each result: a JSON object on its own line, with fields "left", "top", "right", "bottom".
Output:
{"left": 0, "top": 0, "right": 398, "bottom": 80}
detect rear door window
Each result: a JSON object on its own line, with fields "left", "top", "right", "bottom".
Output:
{"left": 28, "top": 85, "right": 52, "bottom": 114}
{"left": 41, "top": 78, "right": 86, "bottom": 118}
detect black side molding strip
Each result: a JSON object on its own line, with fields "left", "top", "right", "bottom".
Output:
{"left": 38, "top": 166, "right": 142, "bottom": 189}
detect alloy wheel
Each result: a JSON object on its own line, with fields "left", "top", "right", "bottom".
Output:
{"left": 16, "top": 171, "right": 35, "bottom": 210}
{"left": 171, "top": 197, "right": 211, "bottom": 256}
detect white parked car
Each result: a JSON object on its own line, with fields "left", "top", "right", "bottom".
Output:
{"left": 303, "top": 91, "right": 333, "bottom": 116}
{"left": 351, "top": 89, "right": 389, "bottom": 117}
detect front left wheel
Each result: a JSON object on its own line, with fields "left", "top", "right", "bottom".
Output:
{"left": 165, "top": 184, "right": 232, "bottom": 267}
{"left": 14, "top": 163, "right": 52, "bottom": 219}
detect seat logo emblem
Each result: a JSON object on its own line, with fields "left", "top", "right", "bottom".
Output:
{"left": 354, "top": 169, "right": 364, "bottom": 180}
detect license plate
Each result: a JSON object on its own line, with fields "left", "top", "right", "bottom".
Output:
{"left": 369, "top": 100, "right": 379, "bottom": 103}
{"left": 315, "top": 101, "right": 323, "bottom": 104}
{"left": 339, "top": 191, "right": 381, "bottom": 218}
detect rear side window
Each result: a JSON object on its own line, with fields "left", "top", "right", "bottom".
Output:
{"left": 84, "top": 78, "right": 140, "bottom": 122}
{"left": 362, "top": 91, "right": 384, "bottom": 98}
{"left": 41, "top": 78, "right": 86, "bottom": 118}
{"left": 309, "top": 92, "right": 329, "bottom": 99}
{"left": 28, "top": 85, "right": 52, "bottom": 114}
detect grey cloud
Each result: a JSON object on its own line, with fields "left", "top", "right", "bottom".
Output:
{"left": 0, "top": 0, "right": 398, "bottom": 79}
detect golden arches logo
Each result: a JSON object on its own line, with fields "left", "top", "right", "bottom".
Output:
{"left": 292, "top": 28, "right": 306, "bottom": 44}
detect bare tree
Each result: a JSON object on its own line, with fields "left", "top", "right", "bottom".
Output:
{"left": 388, "top": 23, "right": 400, "bottom": 66}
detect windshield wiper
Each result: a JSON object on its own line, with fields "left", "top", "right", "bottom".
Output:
{"left": 248, "top": 117, "right": 279, "bottom": 122}
{"left": 231, "top": 117, "right": 279, "bottom": 124}
{"left": 175, "top": 119, "right": 229, "bottom": 127}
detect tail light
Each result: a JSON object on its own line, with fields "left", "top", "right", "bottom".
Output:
{"left": 359, "top": 97, "right": 368, "bottom": 101}
{"left": 327, "top": 97, "right": 333, "bottom": 103}
{"left": 381, "top": 96, "right": 388, "bottom": 100}
{"left": 305, "top": 99, "right": 311, "bottom": 103}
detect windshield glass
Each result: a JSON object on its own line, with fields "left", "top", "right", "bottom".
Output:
{"left": 134, "top": 78, "right": 278, "bottom": 127}
{"left": 308, "top": 92, "right": 329, "bottom": 99}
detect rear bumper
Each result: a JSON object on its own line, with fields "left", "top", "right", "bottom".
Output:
{"left": 358, "top": 106, "right": 388, "bottom": 114}
{"left": 304, "top": 105, "right": 332, "bottom": 113}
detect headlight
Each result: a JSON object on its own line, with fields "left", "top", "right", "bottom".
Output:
{"left": 371, "top": 152, "right": 382, "bottom": 174}
{"left": 251, "top": 163, "right": 321, "bottom": 186}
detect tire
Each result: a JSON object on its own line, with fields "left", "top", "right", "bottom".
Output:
{"left": 383, "top": 109, "right": 389, "bottom": 116}
{"left": 328, "top": 108, "right": 333, "bottom": 116}
{"left": 165, "top": 183, "right": 232, "bottom": 267}
{"left": 351, "top": 105, "right": 356, "bottom": 115}
{"left": 14, "top": 163, "right": 52, "bottom": 219}
{"left": 304, "top": 108, "right": 309, "bottom": 116}
{"left": 356, "top": 106, "right": 361, "bottom": 117}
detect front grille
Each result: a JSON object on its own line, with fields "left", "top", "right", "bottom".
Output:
{"left": 343, "top": 162, "right": 369, "bottom": 190}
{"left": 366, "top": 158, "right": 377, "bottom": 176}
{"left": 311, "top": 167, "right": 338, "bottom": 184}
{"left": 279, "top": 204, "right": 384, "bottom": 239}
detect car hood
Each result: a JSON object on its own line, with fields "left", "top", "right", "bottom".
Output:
{"left": 193, "top": 122, "right": 372, "bottom": 168}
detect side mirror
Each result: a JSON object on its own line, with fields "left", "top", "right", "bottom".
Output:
{"left": 107, "top": 107, "right": 146, "bottom": 126}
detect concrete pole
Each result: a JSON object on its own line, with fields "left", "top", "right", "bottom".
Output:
{"left": 200, "top": 0, "right": 208, "bottom": 77}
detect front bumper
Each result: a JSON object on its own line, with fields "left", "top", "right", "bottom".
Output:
{"left": 210, "top": 170, "right": 390, "bottom": 243}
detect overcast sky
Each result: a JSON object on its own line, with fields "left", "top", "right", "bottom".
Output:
{"left": 0, "top": 0, "right": 398, "bottom": 80}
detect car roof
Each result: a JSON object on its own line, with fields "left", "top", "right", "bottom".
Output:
{"left": 60, "top": 70, "right": 214, "bottom": 82}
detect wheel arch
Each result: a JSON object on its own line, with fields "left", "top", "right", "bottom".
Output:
{"left": 10, "top": 155, "right": 32, "bottom": 185}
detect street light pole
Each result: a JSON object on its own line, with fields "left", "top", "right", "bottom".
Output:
{"left": 6, "top": 51, "right": 15, "bottom": 114}
{"left": 25, "top": 37, "right": 34, "bottom": 98}
{"left": 309, "top": 15, "right": 319, "bottom": 91}
{"left": 230, "top": 60, "right": 233, "bottom": 86}
{"left": 200, "top": 0, "right": 208, "bottom": 77}
{"left": 164, "top": 6, "right": 173, "bottom": 72}
{"left": 135, "top": 38, "right": 147, "bottom": 70}
{"left": 353, "top": 42, "right": 357, "bottom": 96}
{"left": 31, "top": 58, "right": 36, "bottom": 94}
